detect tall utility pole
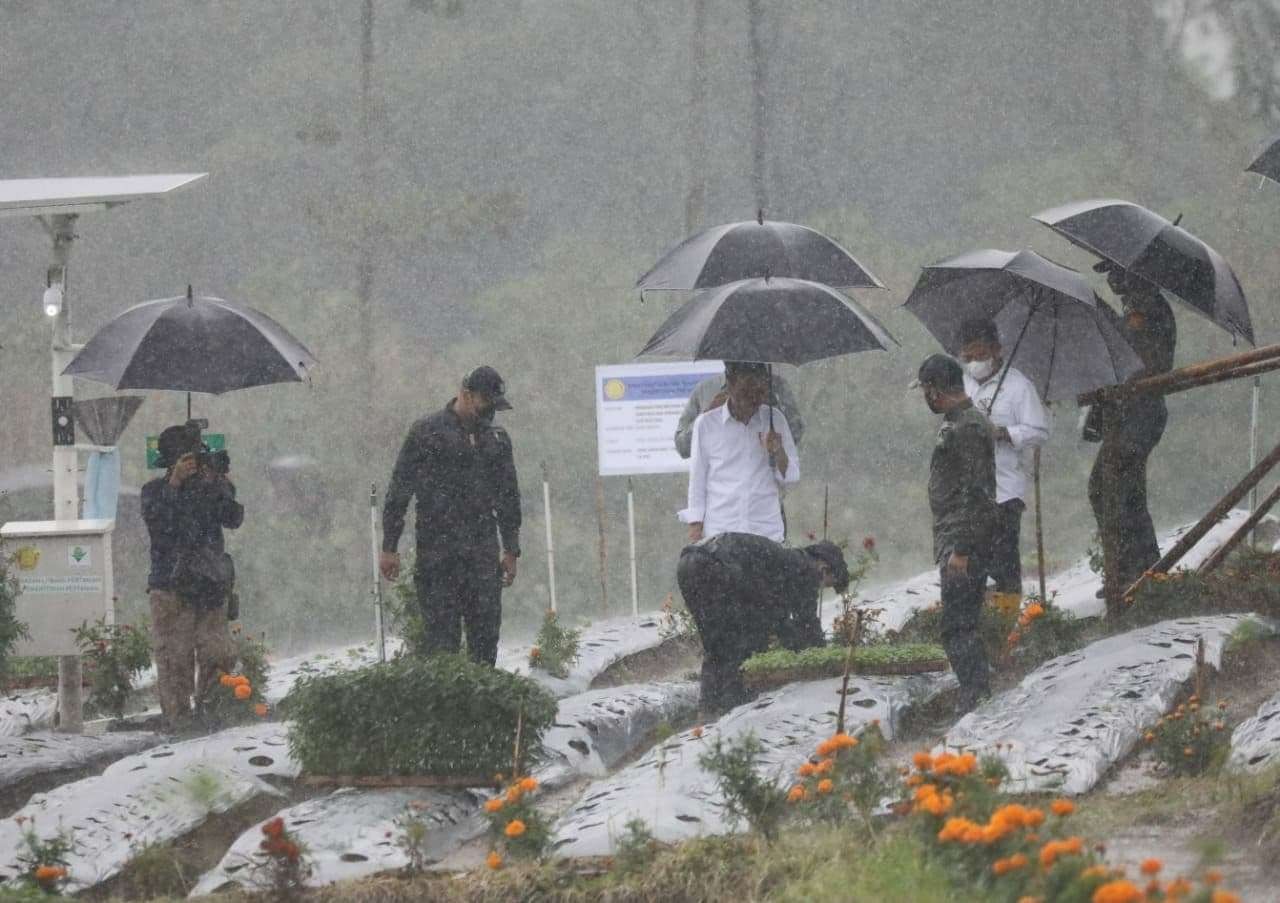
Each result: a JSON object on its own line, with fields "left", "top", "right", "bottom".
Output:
{"left": 684, "top": 0, "right": 708, "bottom": 234}
{"left": 747, "top": 0, "right": 768, "bottom": 214}
{"left": 358, "top": 0, "right": 376, "bottom": 408}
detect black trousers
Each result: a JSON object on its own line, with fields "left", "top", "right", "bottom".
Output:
{"left": 1088, "top": 419, "right": 1165, "bottom": 596}
{"left": 676, "top": 546, "right": 773, "bottom": 714}
{"left": 939, "top": 555, "right": 990, "bottom": 697}
{"left": 414, "top": 549, "right": 502, "bottom": 666}
{"left": 988, "top": 499, "right": 1025, "bottom": 594}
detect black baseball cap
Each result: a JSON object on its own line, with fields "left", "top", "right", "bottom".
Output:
{"left": 463, "top": 365, "right": 512, "bottom": 410}
{"left": 805, "top": 541, "right": 851, "bottom": 593}
{"left": 909, "top": 353, "right": 965, "bottom": 391}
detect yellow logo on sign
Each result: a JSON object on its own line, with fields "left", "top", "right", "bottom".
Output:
{"left": 603, "top": 379, "right": 627, "bottom": 401}
{"left": 15, "top": 547, "right": 40, "bottom": 571}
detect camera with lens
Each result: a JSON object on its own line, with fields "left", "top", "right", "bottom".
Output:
{"left": 199, "top": 446, "right": 231, "bottom": 476}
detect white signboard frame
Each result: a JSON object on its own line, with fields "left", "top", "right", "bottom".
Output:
{"left": 595, "top": 360, "right": 724, "bottom": 477}
{"left": 0, "top": 520, "right": 116, "bottom": 656}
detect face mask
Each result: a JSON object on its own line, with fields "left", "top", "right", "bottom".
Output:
{"left": 965, "top": 358, "right": 996, "bottom": 382}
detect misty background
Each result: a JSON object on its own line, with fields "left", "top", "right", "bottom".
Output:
{"left": 1, "top": 0, "right": 1278, "bottom": 654}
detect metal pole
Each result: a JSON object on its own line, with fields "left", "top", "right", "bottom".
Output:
{"left": 369, "top": 483, "right": 385, "bottom": 662}
{"left": 1034, "top": 448, "right": 1047, "bottom": 602}
{"left": 542, "top": 462, "right": 557, "bottom": 613}
{"left": 627, "top": 477, "right": 639, "bottom": 619}
{"left": 46, "top": 214, "right": 82, "bottom": 733}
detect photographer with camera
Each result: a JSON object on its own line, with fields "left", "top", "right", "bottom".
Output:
{"left": 141, "top": 421, "right": 243, "bottom": 731}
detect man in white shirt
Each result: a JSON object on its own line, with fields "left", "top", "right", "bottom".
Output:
{"left": 958, "top": 318, "right": 1050, "bottom": 607}
{"left": 680, "top": 361, "right": 799, "bottom": 543}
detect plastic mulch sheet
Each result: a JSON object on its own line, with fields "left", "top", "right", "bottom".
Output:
{"left": 1228, "top": 690, "right": 1280, "bottom": 773}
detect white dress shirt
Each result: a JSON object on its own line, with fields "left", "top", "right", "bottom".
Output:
{"left": 964, "top": 364, "right": 1049, "bottom": 504}
{"left": 679, "top": 402, "right": 799, "bottom": 542}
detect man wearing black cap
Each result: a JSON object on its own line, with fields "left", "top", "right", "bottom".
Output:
{"left": 1086, "top": 262, "right": 1176, "bottom": 611}
{"left": 380, "top": 367, "right": 522, "bottom": 665}
{"left": 141, "top": 421, "right": 243, "bottom": 729}
{"left": 913, "top": 354, "right": 997, "bottom": 711}
{"left": 676, "top": 533, "right": 848, "bottom": 714}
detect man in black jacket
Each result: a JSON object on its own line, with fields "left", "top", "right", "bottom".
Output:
{"left": 676, "top": 533, "right": 848, "bottom": 714}
{"left": 380, "top": 367, "right": 522, "bottom": 665}
{"left": 913, "top": 354, "right": 997, "bottom": 712}
{"left": 1087, "top": 261, "right": 1176, "bottom": 612}
{"left": 142, "top": 421, "right": 243, "bottom": 729}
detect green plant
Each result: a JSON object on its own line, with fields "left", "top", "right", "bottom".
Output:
{"left": 657, "top": 593, "right": 700, "bottom": 648}
{"left": 395, "top": 803, "right": 433, "bottom": 873}
{"left": 787, "top": 724, "right": 892, "bottom": 836}
{"left": 0, "top": 549, "right": 31, "bottom": 680}
{"left": 245, "top": 816, "right": 310, "bottom": 899}
{"left": 740, "top": 642, "right": 948, "bottom": 687}
{"left": 72, "top": 617, "right": 151, "bottom": 720}
{"left": 204, "top": 627, "right": 271, "bottom": 725}
{"left": 528, "top": 609, "right": 580, "bottom": 679}
{"left": 698, "top": 732, "right": 788, "bottom": 842}
{"left": 286, "top": 653, "right": 556, "bottom": 778}
{"left": 612, "top": 818, "right": 660, "bottom": 877}
{"left": 12, "top": 817, "right": 74, "bottom": 895}
{"left": 482, "top": 775, "right": 552, "bottom": 863}
{"left": 826, "top": 538, "right": 880, "bottom": 645}
{"left": 1087, "top": 531, "right": 1105, "bottom": 577}
{"left": 115, "top": 842, "right": 190, "bottom": 899}
{"left": 1144, "top": 695, "right": 1231, "bottom": 777}
{"left": 386, "top": 554, "right": 431, "bottom": 657}
{"left": 1003, "top": 594, "right": 1088, "bottom": 669}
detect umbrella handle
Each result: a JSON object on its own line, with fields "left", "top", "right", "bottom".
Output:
{"left": 988, "top": 294, "right": 1040, "bottom": 410}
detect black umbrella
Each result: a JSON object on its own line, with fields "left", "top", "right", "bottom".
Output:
{"left": 637, "top": 276, "right": 896, "bottom": 457}
{"left": 637, "top": 277, "right": 896, "bottom": 364}
{"left": 1246, "top": 131, "right": 1280, "bottom": 184}
{"left": 636, "top": 213, "right": 885, "bottom": 293}
{"left": 64, "top": 288, "right": 317, "bottom": 403}
{"left": 904, "top": 248, "right": 1143, "bottom": 403}
{"left": 1033, "top": 199, "right": 1254, "bottom": 345}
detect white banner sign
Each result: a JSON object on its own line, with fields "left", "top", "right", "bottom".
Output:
{"left": 595, "top": 360, "right": 724, "bottom": 476}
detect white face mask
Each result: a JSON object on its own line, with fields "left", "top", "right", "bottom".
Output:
{"left": 965, "top": 358, "right": 996, "bottom": 382}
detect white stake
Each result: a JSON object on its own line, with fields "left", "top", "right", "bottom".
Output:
{"left": 369, "top": 483, "right": 385, "bottom": 662}
{"left": 542, "top": 462, "right": 557, "bottom": 613}
{"left": 627, "top": 477, "right": 639, "bottom": 619}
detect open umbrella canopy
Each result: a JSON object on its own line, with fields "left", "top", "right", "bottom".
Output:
{"left": 1247, "top": 131, "right": 1280, "bottom": 184}
{"left": 636, "top": 216, "right": 885, "bottom": 293}
{"left": 904, "top": 248, "right": 1144, "bottom": 402}
{"left": 1033, "top": 199, "right": 1254, "bottom": 345}
{"left": 64, "top": 290, "right": 317, "bottom": 394}
{"left": 637, "top": 277, "right": 896, "bottom": 365}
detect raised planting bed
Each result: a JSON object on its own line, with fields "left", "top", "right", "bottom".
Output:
{"left": 286, "top": 653, "right": 557, "bottom": 780}
{"left": 741, "top": 643, "right": 948, "bottom": 689}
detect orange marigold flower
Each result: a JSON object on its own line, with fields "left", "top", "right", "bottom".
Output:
{"left": 486, "top": 850, "right": 503, "bottom": 870}
{"left": 1024, "top": 602, "right": 1045, "bottom": 619}
{"left": 281, "top": 842, "right": 300, "bottom": 861}
{"left": 504, "top": 819, "right": 527, "bottom": 838}
{"left": 1210, "top": 891, "right": 1241, "bottom": 903}
{"left": 254, "top": 703, "right": 269, "bottom": 718}
{"left": 1017, "top": 898, "right": 1042, "bottom": 903}
{"left": 1139, "top": 858, "right": 1162, "bottom": 876}
{"left": 1204, "top": 869, "right": 1223, "bottom": 885}
{"left": 937, "top": 817, "right": 980, "bottom": 843}
{"left": 815, "top": 739, "right": 837, "bottom": 758}
{"left": 519, "top": 777, "right": 538, "bottom": 793}
{"left": 817, "top": 779, "right": 834, "bottom": 795}
{"left": 912, "top": 751, "right": 933, "bottom": 771}
{"left": 262, "top": 817, "right": 285, "bottom": 838}
{"left": 234, "top": 683, "right": 252, "bottom": 700}
{"left": 1082, "top": 865, "right": 1110, "bottom": 879}
{"left": 787, "top": 785, "right": 806, "bottom": 803}
{"left": 1051, "top": 799, "right": 1075, "bottom": 816}
{"left": 484, "top": 798, "right": 504, "bottom": 813}
{"left": 691, "top": 725, "right": 704, "bottom": 739}
{"left": 1091, "top": 879, "right": 1143, "bottom": 903}
{"left": 798, "top": 762, "right": 817, "bottom": 778}
{"left": 831, "top": 733, "right": 858, "bottom": 750}
{"left": 1024, "top": 808, "right": 1045, "bottom": 828}
{"left": 219, "top": 674, "right": 236, "bottom": 687}
{"left": 233, "top": 675, "right": 250, "bottom": 687}
{"left": 918, "top": 791, "right": 953, "bottom": 817}
{"left": 815, "top": 758, "right": 835, "bottom": 775}
{"left": 906, "top": 773, "right": 924, "bottom": 787}
{"left": 505, "top": 787, "right": 523, "bottom": 804}
{"left": 33, "top": 865, "right": 66, "bottom": 882}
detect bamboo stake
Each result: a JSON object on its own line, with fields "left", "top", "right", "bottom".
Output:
{"left": 512, "top": 704, "right": 525, "bottom": 781}
{"left": 1194, "top": 637, "right": 1205, "bottom": 701}
{"left": 1079, "top": 343, "right": 1280, "bottom": 406}
{"left": 1198, "top": 482, "right": 1280, "bottom": 575}
{"left": 835, "top": 609, "right": 866, "bottom": 735}
{"left": 594, "top": 475, "right": 609, "bottom": 613}
{"left": 1034, "top": 448, "right": 1047, "bottom": 602}
{"left": 1122, "top": 435, "right": 1280, "bottom": 602}
{"left": 1157, "top": 357, "right": 1280, "bottom": 398}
